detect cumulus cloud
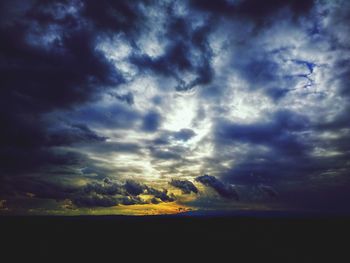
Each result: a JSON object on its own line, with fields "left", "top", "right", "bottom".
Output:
{"left": 196, "top": 175, "right": 239, "bottom": 200}
{"left": 169, "top": 179, "right": 198, "bottom": 194}
{"left": 0, "top": 175, "right": 176, "bottom": 209}
{"left": 75, "top": 179, "right": 176, "bottom": 207}
{"left": 146, "top": 187, "right": 175, "bottom": 203}
{"left": 124, "top": 180, "right": 146, "bottom": 196}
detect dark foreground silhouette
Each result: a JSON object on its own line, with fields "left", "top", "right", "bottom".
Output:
{"left": 1, "top": 211, "right": 349, "bottom": 261}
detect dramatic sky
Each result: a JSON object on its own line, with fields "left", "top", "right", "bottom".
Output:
{"left": 1, "top": 0, "right": 350, "bottom": 215}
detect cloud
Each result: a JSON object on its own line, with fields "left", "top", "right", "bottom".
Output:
{"left": 146, "top": 187, "right": 175, "bottom": 202}
{"left": 196, "top": 175, "right": 239, "bottom": 200}
{"left": 142, "top": 111, "right": 162, "bottom": 132}
{"left": 129, "top": 7, "right": 215, "bottom": 91}
{"left": 169, "top": 179, "right": 198, "bottom": 194}
{"left": 149, "top": 148, "right": 181, "bottom": 160}
{"left": 0, "top": 0, "right": 125, "bottom": 176}
{"left": 68, "top": 102, "right": 140, "bottom": 129}
{"left": 0, "top": 147, "right": 88, "bottom": 175}
{"left": 73, "top": 194, "right": 119, "bottom": 207}
{"left": 0, "top": 176, "right": 78, "bottom": 201}
{"left": 0, "top": 174, "right": 176, "bottom": 208}
{"left": 2, "top": 0, "right": 350, "bottom": 214}
{"left": 75, "top": 179, "right": 176, "bottom": 207}
{"left": 124, "top": 180, "right": 146, "bottom": 196}
{"left": 190, "top": 0, "right": 314, "bottom": 22}
{"left": 47, "top": 123, "right": 107, "bottom": 146}
{"left": 172, "top": 129, "right": 196, "bottom": 141}
{"left": 150, "top": 129, "right": 196, "bottom": 147}
{"left": 114, "top": 92, "right": 134, "bottom": 105}
{"left": 84, "top": 181, "right": 124, "bottom": 196}
{"left": 214, "top": 110, "right": 310, "bottom": 157}
{"left": 73, "top": 193, "right": 146, "bottom": 207}
{"left": 82, "top": 0, "right": 145, "bottom": 33}
{"left": 258, "top": 184, "right": 278, "bottom": 198}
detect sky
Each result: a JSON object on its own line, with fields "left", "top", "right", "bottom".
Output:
{"left": 0, "top": 0, "right": 350, "bottom": 216}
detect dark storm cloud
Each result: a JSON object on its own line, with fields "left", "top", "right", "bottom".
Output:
{"left": 0, "top": 147, "right": 88, "bottom": 175}
{"left": 212, "top": 110, "right": 315, "bottom": 182}
{"left": 258, "top": 184, "right": 278, "bottom": 198}
{"left": 79, "top": 142, "right": 143, "bottom": 155}
{"left": 125, "top": 180, "right": 176, "bottom": 202}
{"left": 76, "top": 179, "right": 176, "bottom": 207}
{"left": 198, "top": 1, "right": 350, "bottom": 200}
{"left": 73, "top": 186, "right": 149, "bottom": 207}
{"left": 169, "top": 179, "right": 198, "bottom": 194}
{"left": 124, "top": 180, "right": 146, "bottom": 196}
{"left": 146, "top": 187, "right": 175, "bottom": 202}
{"left": 149, "top": 148, "right": 181, "bottom": 160}
{"left": 0, "top": 19, "right": 121, "bottom": 113}
{"left": 72, "top": 194, "right": 119, "bottom": 207}
{"left": 172, "top": 129, "right": 196, "bottom": 141}
{"left": 0, "top": 176, "right": 77, "bottom": 200}
{"left": 196, "top": 175, "right": 239, "bottom": 200}
{"left": 0, "top": 0, "right": 171, "bottom": 186}
{"left": 214, "top": 125, "right": 350, "bottom": 203}
{"left": 193, "top": 0, "right": 318, "bottom": 102}
{"left": 190, "top": 0, "right": 314, "bottom": 21}
{"left": 81, "top": 0, "right": 147, "bottom": 34}
{"left": 222, "top": 148, "right": 350, "bottom": 189}
{"left": 229, "top": 47, "right": 317, "bottom": 101}
{"left": 0, "top": 0, "right": 130, "bottom": 176}
{"left": 152, "top": 136, "right": 171, "bottom": 146}
{"left": 215, "top": 110, "right": 310, "bottom": 157}
{"left": 1, "top": 0, "right": 350, "bottom": 214}
{"left": 73, "top": 193, "right": 147, "bottom": 207}
{"left": 236, "top": 57, "right": 288, "bottom": 101}
{"left": 150, "top": 129, "right": 196, "bottom": 147}
{"left": 142, "top": 111, "right": 162, "bottom": 132}
{"left": 84, "top": 181, "right": 124, "bottom": 196}
{"left": 0, "top": 175, "right": 175, "bottom": 208}
{"left": 114, "top": 92, "right": 134, "bottom": 106}
{"left": 47, "top": 123, "right": 107, "bottom": 146}
{"left": 130, "top": 7, "right": 215, "bottom": 91}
